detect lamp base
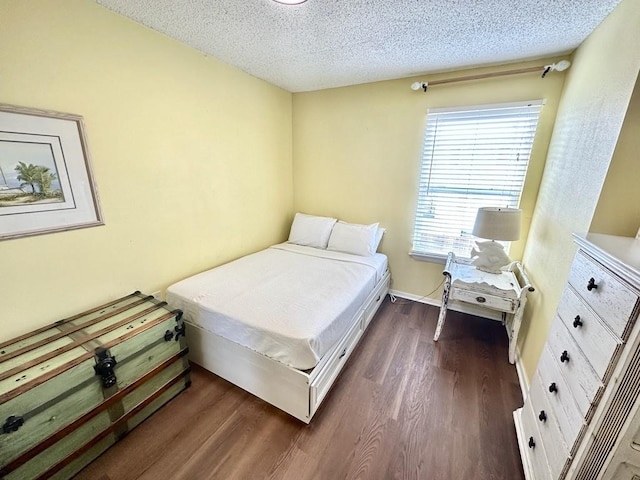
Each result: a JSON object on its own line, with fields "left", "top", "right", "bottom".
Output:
{"left": 470, "top": 240, "right": 511, "bottom": 274}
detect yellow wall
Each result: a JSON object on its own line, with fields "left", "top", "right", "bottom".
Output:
{"left": 518, "top": 0, "right": 640, "bottom": 380}
{"left": 590, "top": 78, "right": 640, "bottom": 236}
{"left": 292, "top": 61, "right": 565, "bottom": 298}
{"left": 0, "top": 0, "right": 293, "bottom": 342}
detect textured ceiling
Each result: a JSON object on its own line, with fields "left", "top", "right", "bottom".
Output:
{"left": 95, "top": 0, "right": 622, "bottom": 93}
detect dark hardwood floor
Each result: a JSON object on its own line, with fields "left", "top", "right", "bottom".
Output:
{"left": 75, "top": 298, "right": 525, "bottom": 480}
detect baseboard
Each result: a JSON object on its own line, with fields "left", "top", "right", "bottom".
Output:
{"left": 515, "top": 355, "right": 529, "bottom": 402}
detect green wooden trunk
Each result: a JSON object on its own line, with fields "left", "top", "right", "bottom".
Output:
{"left": 0, "top": 291, "right": 191, "bottom": 479}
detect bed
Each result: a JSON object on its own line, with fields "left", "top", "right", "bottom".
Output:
{"left": 165, "top": 214, "right": 390, "bottom": 423}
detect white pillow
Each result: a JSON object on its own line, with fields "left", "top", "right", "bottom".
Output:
{"left": 287, "top": 213, "right": 337, "bottom": 249}
{"left": 374, "top": 226, "right": 386, "bottom": 251}
{"left": 327, "top": 221, "right": 380, "bottom": 256}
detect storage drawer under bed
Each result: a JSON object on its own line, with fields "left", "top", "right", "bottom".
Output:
{"left": 361, "top": 272, "right": 390, "bottom": 329}
{"left": 309, "top": 273, "right": 390, "bottom": 413}
{"left": 310, "top": 316, "right": 363, "bottom": 413}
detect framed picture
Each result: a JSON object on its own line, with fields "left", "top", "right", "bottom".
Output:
{"left": 0, "top": 104, "right": 103, "bottom": 241}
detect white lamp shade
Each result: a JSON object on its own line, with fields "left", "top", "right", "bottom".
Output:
{"left": 472, "top": 207, "right": 522, "bottom": 241}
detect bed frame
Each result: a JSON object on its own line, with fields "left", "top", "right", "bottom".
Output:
{"left": 185, "top": 270, "right": 390, "bottom": 423}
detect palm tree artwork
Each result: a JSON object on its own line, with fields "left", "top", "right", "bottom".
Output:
{"left": 15, "top": 161, "right": 39, "bottom": 193}
{"left": 13, "top": 162, "right": 61, "bottom": 198}
{"left": 0, "top": 161, "right": 64, "bottom": 207}
{"left": 34, "top": 166, "right": 58, "bottom": 195}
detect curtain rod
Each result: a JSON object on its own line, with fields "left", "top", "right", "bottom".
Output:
{"left": 430, "top": 65, "right": 544, "bottom": 86}
{"left": 410, "top": 61, "right": 570, "bottom": 92}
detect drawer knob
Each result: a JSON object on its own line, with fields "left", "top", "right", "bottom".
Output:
{"left": 560, "top": 350, "right": 570, "bottom": 363}
{"left": 548, "top": 382, "right": 558, "bottom": 394}
{"left": 476, "top": 296, "right": 486, "bottom": 303}
{"left": 587, "top": 278, "right": 598, "bottom": 291}
{"left": 528, "top": 436, "right": 535, "bottom": 449}
{"left": 573, "top": 316, "right": 583, "bottom": 328}
{"left": 538, "top": 410, "right": 547, "bottom": 422}
{"left": 338, "top": 348, "right": 347, "bottom": 359}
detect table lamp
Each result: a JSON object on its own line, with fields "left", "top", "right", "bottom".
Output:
{"left": 471, "top": 207, "right": 522, "bottom": 273}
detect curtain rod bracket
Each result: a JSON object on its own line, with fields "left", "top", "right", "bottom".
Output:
{"left": 411, "top": 81, "right": 428, "bottom": 92}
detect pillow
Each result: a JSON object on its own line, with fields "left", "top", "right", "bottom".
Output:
{"left": 327, "top": 221, "right": 380, "bottom": 256}
{"left": 374, "top": 226, "right": 386, "bottom": 251}
{"left": 287, "top": 213, "right": 337, "bottom": 249}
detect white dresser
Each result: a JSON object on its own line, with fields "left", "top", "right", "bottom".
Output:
{"left": 514, "top": 233, "right": 640, "bottom": 479}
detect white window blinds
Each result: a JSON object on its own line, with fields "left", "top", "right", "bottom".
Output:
{"left": 411, "top": 100, "right": 544, "bottom": 259}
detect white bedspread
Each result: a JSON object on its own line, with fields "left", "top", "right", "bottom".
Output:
{"left": 166, "top": 243, "right": 388, "bottom": 370}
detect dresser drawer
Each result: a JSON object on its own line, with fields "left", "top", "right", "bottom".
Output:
{"left": 546, "top": 315, "right": 603, "bottom": 417}
{"left": 520, "top": 402, "right": 553, "bottom": 480}
{"left": 537, "top": 345, "right": 585, "bottom": 451}
{"left": 527, "top": 370, "right": 572, "bottom": 478}
{"left": 557, "top": 286, "right": 622, "bottom": 381}
{"left": 568, "top": 252, "right": 639, "bottom": 339}
{"left": 515, "top": 234, "right": 640, "bottom": 480}
{"left": 450, "top": 287, "right": 517, "bottom": 313}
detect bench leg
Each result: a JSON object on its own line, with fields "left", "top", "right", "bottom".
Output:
{"left": 507, "top": 297, "right": 527, "bottom": 364}
{"left": 434, "top": 276, "right": 451, "bottom": 341}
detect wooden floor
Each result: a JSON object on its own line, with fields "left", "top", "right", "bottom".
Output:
{"left": 76, "top": 298, "right": 525, "bottom": 480}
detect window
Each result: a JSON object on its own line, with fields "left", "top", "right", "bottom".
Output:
{"left": 411, "top": 100, "right": 544, "bottom": 260}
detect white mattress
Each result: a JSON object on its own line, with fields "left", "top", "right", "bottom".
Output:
{"left": 166, "top": 243, "right": 388, "bottom": 370}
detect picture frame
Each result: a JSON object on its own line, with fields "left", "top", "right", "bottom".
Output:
{"left": 0, "top": 104, "right": 103, "bottom": 241}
